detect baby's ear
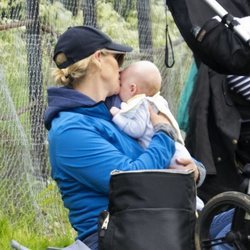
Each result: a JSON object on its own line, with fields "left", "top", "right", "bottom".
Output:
{"left": 130, "top": 83, "right": 137, "bottom": 94}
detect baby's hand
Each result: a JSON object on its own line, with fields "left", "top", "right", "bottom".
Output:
{"left": 110, "top": 107, "right": 120, "bottom": 116}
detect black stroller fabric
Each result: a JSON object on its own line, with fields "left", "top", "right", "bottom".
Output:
{"left": 166, "top": 0, "right": 250, "bottom": 75}
{"left": 98, "top": 170, "right": 196, "bottom": 250}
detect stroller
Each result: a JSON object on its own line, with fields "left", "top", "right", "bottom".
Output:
{"left": 196, "top": 164, "right": 250, "bottom": 249}
{"left": 166, "top": 0, "right": 250, "bottom": 249}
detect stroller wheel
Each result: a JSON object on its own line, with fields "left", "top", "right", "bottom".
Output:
{"left": 196, "top": 191, "right": 250, "bottom": 250}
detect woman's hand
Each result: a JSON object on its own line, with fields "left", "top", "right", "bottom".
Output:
{"left": 149, "top": 105, "right": 170, "bottom": 126}
{"left": 170, "top": 158, "right": 200, "bottom": 182}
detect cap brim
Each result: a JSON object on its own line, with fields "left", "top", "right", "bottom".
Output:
{"left": 103, "top": 49, "right": 127, "bottom": 54}
{"left": 106, "top": 41, "right": 133, "bottom": 53}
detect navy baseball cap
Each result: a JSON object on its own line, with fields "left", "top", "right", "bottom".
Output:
{"left": 53, "top": 25, "right": 133, "bottom": 69}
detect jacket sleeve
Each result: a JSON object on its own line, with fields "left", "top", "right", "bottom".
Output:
{"left": 112, "top": 103, "right": 149, "bottom": 139}
{"left": 53, "top": 127, "right": 175, "bottom": 195}
{"left": 193, "top": 158, "right": 206, "bottom": 187}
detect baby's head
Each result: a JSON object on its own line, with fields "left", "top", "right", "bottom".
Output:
{"left": 119, "top": 60, "right": 162, "bottom": 102}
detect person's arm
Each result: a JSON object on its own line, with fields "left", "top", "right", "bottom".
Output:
{"left": 112, "top": 102, "right": 149, "bottom": 139}
{"left": 110, "top": 106, "right": 121, "bottom": 116}
{"left": 149, "top": 106, "right": 206, "bottom": 186}
{"left": 54, "top": 125, "right": 175, "bottom": 195}
{"left": 226, "top": 75, "right": 250, "bottom": 101}
{"left": 194, "top": 159, "right": 206, "bottom": 187}
{"left": 173, "top": 158, "right": 206, "bottom": 187}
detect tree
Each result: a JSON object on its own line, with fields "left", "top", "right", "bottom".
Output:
{"left": 61, "top": 0, "right": 79, "bottom": 16}
{"left": 136, "top": 0, "right": 153, "bottom": 60}
{"left": 83, "top": 0, "right": 97, "bottom": 27}
{"left": 114, "top": 0, "right": 134, "bottom": 20}
{"left": 26, "top": 0, "right": 46, "bottom": 178}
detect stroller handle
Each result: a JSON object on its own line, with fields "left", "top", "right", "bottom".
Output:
{"left": 203, "top": 0, "right": 227, "bottom": 17}
{"left": 203, "top": 0, "right": 250, "bottom": 45}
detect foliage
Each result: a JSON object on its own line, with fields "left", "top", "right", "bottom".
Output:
{"left": 150, "top": 0, "right": 167, "bottom": 47}
{"left": 97, "top": 1, "right": 139, "bottom": 47}
{"left": 0, "top": 0, "right": 191, "bottom": 249}
{"left": 0, "top": 29, "right": 28, "bottom": 108}
{"left": 0, "top": 181, "right": 75, "bottom": 250}
{"left": 0, "top": 0, "right": 24, "bottom": 22}
{"left": 40, "top": 1, "right": 82, "bottom": 34}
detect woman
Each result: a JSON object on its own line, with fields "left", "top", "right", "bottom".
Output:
{"left": 44, "top": 25, "right": 205, "bottom": 249}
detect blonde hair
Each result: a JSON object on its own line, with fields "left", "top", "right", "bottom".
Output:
{"left": 52, "top": 51, "right": 101, "bottom": 86}
{"left": 52, "top": 49, "right": 125, "bottom": 86}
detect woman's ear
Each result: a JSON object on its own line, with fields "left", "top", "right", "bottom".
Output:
{"left": 93, "top": 51, "right": 102, "bottom": 68}
{"left": 93, "top": 51, "right": 102, "bottom": 60}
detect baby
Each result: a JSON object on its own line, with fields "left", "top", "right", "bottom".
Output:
{"left": 110, "top": 60, "right": 204, "bottom": 210}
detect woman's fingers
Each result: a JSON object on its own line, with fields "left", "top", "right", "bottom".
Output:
{"left": 172, "top": 158, "right": 200, "bottom": 181}
{"left": 149, "top": 105, "right": 170, "bottom": 126}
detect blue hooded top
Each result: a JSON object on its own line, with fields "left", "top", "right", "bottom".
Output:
{"left": 44, "top": 86, "right": 175, "bottom": 240}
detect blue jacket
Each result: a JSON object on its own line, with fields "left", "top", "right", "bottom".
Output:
{"left": 44, "top": 86, "right": 175, "bottom": 240}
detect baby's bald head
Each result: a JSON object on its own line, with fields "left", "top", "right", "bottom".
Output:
{"left": 119, "top": 60, "right": 162, "bottom": 102}
{"left": 124, "top": 60, "right": 162, "bottom": 96}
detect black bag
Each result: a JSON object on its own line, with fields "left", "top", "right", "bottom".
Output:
{"left": 98, "top": 169, "right": 197, "bottom": 250}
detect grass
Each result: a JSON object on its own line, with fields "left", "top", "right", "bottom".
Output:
{"left": 0, "top": 215, "right": 74, "bottom": 249}
{"left": 0, "top": 181, "right": 76, "bottom": 250}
